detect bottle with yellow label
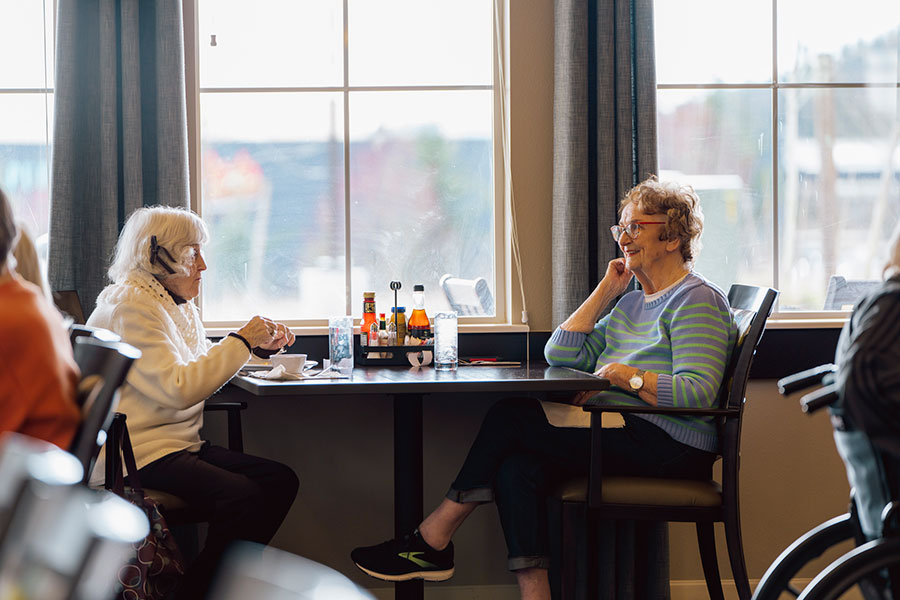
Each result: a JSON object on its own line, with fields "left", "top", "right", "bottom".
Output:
{"left": 391, "top": 306, "right": 407, "bottom": 343}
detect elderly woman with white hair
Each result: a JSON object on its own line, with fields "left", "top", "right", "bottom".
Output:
{"left": 87, "top": 205, "right": 299, "bottom": 598}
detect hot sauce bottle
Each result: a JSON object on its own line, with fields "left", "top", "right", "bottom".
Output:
{"left": 408, "top": 284, "right": 431, "bottom": 340}
{"left": 361, "top": 292, "right": 377, "bottom": 346}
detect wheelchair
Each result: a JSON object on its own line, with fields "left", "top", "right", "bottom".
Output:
{"left": 752, "top": 364, "right": 900, "bottom": 600}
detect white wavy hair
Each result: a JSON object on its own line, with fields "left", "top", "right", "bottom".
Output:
{"left": 108, "top": 206, "right": 209, "bottom": 283}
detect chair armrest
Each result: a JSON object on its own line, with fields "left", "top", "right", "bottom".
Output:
{"left": 204, "top": 402, "right": 248, "bottom": 453}
{"left": 582, "top": 403, "right": 738, "bottom": 418}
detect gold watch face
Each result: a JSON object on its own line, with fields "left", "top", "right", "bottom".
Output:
{"left": 629, "top": 373, "right": 643, "bottom": 390}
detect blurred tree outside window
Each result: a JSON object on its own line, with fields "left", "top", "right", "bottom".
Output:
{"left": 655, "top": 0, "right": 899, "bottom": 313}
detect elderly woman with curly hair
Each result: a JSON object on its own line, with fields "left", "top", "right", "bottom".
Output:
{"left": 86, "top": 205, "right": 299, "bottom": 598}
{"left": 352, "top": 176, "right": 738, "bottom": 600}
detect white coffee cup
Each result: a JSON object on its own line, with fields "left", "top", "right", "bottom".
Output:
{"left": 271, "top": 354, "right": 307, "bottom": 374}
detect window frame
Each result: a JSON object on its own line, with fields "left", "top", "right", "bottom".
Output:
{"left": 655, "top": 1, "right": 899, "bottom": 327}
{"left": 183, "top": 0, "right": 510, "bottom": 333}
{"left": 0, "top": 0, "right": 56, "bottom": 241}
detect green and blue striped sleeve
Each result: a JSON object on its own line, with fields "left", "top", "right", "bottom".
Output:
{"left": 544, "top": 315, "right": 610, "bottom": 372}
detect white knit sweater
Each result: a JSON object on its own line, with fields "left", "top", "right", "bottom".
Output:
{"left": 86, "top": 269, "right": 250, "bottom": 486}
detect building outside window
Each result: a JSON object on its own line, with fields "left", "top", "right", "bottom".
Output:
{"left": 195, "top": 0, "right": 498, "bottom": 325}
{"left": 654, "top": 0, "right": 900, "bottom": 316}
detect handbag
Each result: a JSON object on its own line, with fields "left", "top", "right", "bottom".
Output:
{"left": 108, "top": 414, "right": 186, "bottom": 600}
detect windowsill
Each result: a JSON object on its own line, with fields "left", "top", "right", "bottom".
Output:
{"left": 205, "top": 323, "right": 531, "bottom": 338}
{"left": 765, "top": 317, "right": 847, "bottom": 329}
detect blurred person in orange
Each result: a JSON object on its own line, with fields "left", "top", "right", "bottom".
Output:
{"left": 0, "top": 186, "right": 80, "bottom": 448}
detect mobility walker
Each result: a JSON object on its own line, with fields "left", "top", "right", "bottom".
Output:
{"left": 752, "top": 364, "right": 900, "bottom": 600}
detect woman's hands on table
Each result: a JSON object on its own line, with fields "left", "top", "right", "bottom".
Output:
{"left": 236, "top": 316, "right": 295, "bottom": 350}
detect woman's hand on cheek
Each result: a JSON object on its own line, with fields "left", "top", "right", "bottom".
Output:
{"left": 601, "top": 259, "right": 633, "bottom": 296}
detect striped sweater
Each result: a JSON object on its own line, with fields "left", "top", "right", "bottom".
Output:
{"left": 544, "top": 273, "right": 736, "bottom": 452}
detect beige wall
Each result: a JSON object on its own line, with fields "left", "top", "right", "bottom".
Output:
{"left": 508, "top": 1, "right": 555, "bottom": 332}
{"left": 205, "top": 3, "right": 852, "bottom": 595}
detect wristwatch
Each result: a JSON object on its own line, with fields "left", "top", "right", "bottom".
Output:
{"left": 629, "top": 369, "right": 646, "bottom": 392}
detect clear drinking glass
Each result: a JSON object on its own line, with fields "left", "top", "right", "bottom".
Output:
{"left": 433, "top": 311, "right": 458, "bottom": 371}
{"left": 328, "top": 316, "right": 354, "bottom": 375}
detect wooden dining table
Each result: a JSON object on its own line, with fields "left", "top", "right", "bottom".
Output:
{"left": 229, "top": 363, "right": 609, "bottom": 600}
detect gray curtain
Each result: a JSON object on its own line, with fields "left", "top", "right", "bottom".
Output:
{"left": 49, "top": 0, "right": 189, "bottom": 316}
{"left": 551, "top": 0, "right": 665, "bottom": 598}
{"left": 552, "top": 0, "right": 658, "bottom": 326}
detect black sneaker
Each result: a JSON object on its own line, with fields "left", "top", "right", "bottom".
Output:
{"left": 351, "top": 530, "right": 454, "bottom": 582}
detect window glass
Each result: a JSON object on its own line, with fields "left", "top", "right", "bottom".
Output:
{"left": 348, "top": 90, "right": 493, "bottom": 316}
{"left": 777, "top": 87, "right": 900, "bottom": 310}
{"left": 198, "top": 0, "right": 343, "bottom": 88}
{"left": 654, "top": 0, "right": 771, "bottom": 84}
{"left": 348, "top": 0, "right": 492, "bottom": 87}
{"left": 778, "top": 0, "right": 900, "bottom": 83}
{"left": 199, "top": 92, "right": 345, "bottom": 322}
{"left": 657, "top": 89, "right": 774, "bottom": 292}
{"left": 198, "top": 2, "right": 496, "bottom": 323}
{"left": 0, "top": 1, "right": 54, "bottom": 261}
{"left": 656, "top": 0, "right": 900, "bottom": 313}
{"left": 0, "top": 2, "right": 54, "bottom": 88}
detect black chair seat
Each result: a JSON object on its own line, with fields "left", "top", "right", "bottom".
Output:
{"left": 558, "top": 475, "right": 722, "bottom": 508}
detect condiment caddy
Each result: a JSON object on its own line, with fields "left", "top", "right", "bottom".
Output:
{"left": 356, "top": 281, "right": 436, "bottom": 366}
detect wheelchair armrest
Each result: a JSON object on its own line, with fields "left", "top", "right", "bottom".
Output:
{"left": 777, "top": 363, "right": 836, "bottom": 395}
{"left": 204, "top": 402, "right": 248, "bottom": 453}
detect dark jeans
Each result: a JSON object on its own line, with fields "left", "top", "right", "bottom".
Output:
{"left": 446, "top": 398, "right": 716, "bottom": 571}
{"left": 135, "top": 442, "right": 299, "bottom": 598}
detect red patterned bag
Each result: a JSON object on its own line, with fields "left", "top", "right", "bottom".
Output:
{"left": 110, "top": 418, "right": 185, "bottom": 600}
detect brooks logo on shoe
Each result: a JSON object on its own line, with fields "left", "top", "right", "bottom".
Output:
{"left": 399, "top": 551, "right": 436, "bottom": 569}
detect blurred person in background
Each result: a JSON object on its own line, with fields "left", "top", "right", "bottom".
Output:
{"left": 11, "top": 220, "right": 51, "bottom": 300}
{"left": 0, "top": 186, "right": 80, "bottom": 448}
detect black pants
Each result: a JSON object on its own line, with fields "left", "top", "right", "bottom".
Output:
{"left": 446, "top": 398, "right": 716, "bottom": 571}
{"left": 136, "top": 442, "right": 299, "bottom": 598}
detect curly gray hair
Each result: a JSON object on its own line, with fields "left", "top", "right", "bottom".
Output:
{"left": 620, "top": 176, "right": 704, "bottom": 265}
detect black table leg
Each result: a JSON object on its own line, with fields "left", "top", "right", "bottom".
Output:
{"left": 394, "top": 393, "right": 424, "bottom": 600}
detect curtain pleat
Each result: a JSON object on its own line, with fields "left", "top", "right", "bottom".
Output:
{"left": 49, "top": 0, "right": 189, "bottom": 316}
{"left": 552, "top": 0, "right": 665, "bottom": 598}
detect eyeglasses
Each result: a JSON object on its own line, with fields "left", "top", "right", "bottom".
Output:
{"left": 610, "top": 221, "right": 666, "bottom": 242}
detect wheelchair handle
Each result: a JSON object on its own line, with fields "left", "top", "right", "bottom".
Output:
{"left": 778, "top": 363, "right": 836, "bottom": 395}
{"left": 800, "top": 383, "right": 839, "bottom": 414}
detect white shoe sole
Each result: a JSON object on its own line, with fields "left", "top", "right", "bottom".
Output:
{"left": 354, "top": 563, "right": 454, "bottom": 582}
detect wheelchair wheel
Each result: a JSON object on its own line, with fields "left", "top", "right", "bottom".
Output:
{"left": 753, "top": 514, "right": 856, "bottom": 600}
{"left": 797, "top": 537, "right": 900, "bottom": 600}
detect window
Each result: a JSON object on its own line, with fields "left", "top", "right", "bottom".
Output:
{"left": 195, "top": 0, "right": 498, "bottom": 325}
{"left": 0, "top": 2, "right": 55, "bottom": 253}
{"left": 654, "top": 0, "right": 900, "bottom": 316}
